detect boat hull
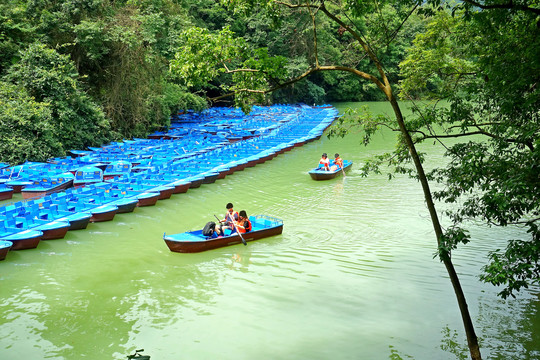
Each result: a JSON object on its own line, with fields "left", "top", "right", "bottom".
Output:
{"left": 0, "top": 241, "right": 12, "bottom": 260}
{"left": 136, "top": 193, "right": 160, "bottom": 207}
{"left": 164, "top": 222, "right": 283, "bottom": 253}
{"left": 6, "top": 181, "right": 33, "bottom": 193}
{"left": 37, "top": 221, "right": 71, "bottom": 240}
{"left": 89, "top": 206, "right": 118, "bottom": 222}
{"left": 114, "top": 199, "right": 139, "bottom": 213}
{"left": 66, "top": 216, "right": 91, "bottom": 230}
{"left": 172, "top": 182, "right": 190, "bottom": 194}
{"left": 2, "top": 230, "right": 43, "bottom": 250}
{"left": 157, "top": 187, "right": 174, "bottom": 200}
{"left": 0, "top": 189, "right": 13, "bottom": 201}
{"left": 309, "top": 162, "right": 353, "bottom": 180}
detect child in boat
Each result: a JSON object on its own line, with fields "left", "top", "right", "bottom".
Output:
{"left": 319, "top": 153, "right": 330, "bottom": 171}
{"left": 330, "top": 153, "right": 343, "bottom": 171}
{"left": 233, "top": 210, "right": 252, "bottom": 234}
{"left": 216, "top": 202, "right": 239, "bottom": 236}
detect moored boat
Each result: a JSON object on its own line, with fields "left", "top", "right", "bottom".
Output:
{"left": 103, "top": 160, "right": 132, "bottom": 180}
{"left": 33, "top": 220, "right": 71, "bottom": 240}
{"left": 21, "top": 172, "right": 75, "bottom": 199}
{"left": 308, "top": 160, "right": 353, "bottom": 180}
{"left": 98, "top": 183, "right": 160, "bottom": 207}
{"left": 0, "top": 229, "right": 43, "bottom": 250}
{"left": 73, "top": 165, "right": 104, "bottom": 187}
{"left": 164, "top": 215, "right": 283, "bottom": 253}
{"left": 88, "top": 205, "right": 118, "bottom": 222}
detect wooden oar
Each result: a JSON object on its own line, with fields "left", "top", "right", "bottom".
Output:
{"left": 214, "top": 214, "right": 247, "bottom": 246}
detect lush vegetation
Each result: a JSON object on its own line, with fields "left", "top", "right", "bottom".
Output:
{"left": 398, "top": 4, "right": 540, "bottom": 300}
{"left": 2, "top": 1, "right": 539, "bottom": 358}
{"left": 0, "top": 0, "right": 423, "bottom": 162}
{"left": 0, "top": 0, "right": 208, "bottom": 162}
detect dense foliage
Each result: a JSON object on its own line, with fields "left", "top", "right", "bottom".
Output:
{"left": 1, "top": 0, "right": 422, "bottom": 163}
{"left": 399, "top": 5, "right": 540, "bottom": 299}
{"left": 0, "top": 0, "right": 207, "bottom": 163}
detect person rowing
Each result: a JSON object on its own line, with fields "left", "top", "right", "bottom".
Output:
{"left": 330, "top": 153, "right": 343, "bottom": 171}
{"left": 216, "top": 202, "right": 238, "bottom": 236}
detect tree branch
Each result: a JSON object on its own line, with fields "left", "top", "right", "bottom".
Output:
{"left": 225, "top": 68, "right": 261, "bottom": 73}
{"left": 274, "top": 0, "right": 391, "bottom": 95}
{"left": 208, "top": 64, "right": 384, "bottom": 103}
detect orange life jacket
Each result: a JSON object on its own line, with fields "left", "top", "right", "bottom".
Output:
{"left": 335, "top": 157, "right": 343, "bottom": 168}
{"left": 236, "top": 218, "right": 252, "bottom": 233}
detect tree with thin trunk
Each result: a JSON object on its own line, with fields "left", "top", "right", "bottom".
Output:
{"left": 171, "top": 1, "right": 482, "bottom": 358}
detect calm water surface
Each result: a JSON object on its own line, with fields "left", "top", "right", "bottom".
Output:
{"left": 0, "top": 102, "right": 538, "bottom": 359}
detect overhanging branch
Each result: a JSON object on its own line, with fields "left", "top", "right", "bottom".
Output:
{"left": 208, "top": 64, "right": 384, "bottom": 103}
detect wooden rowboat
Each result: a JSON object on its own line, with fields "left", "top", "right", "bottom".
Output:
{"left": 308, "top": 160, "right": 353, "bottom": 180}
{"left": 164, "top": 215, "right": 283, "bottom": 253}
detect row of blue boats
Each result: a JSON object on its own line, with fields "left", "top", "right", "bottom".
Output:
{"left": 0, "top": 104, "right": 338, "bottom": 260}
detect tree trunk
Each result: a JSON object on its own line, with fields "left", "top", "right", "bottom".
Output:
{"left": 388, "top": 96, "right": 482, "bottom": 360}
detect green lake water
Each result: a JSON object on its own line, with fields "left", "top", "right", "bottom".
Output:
{"left": 0, "top": 102, "right": 538, "bottom": 359}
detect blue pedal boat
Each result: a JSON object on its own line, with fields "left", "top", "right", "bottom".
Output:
{"left": 0, "top": 223, "right": 43, "bottom": 250}
{"left": 73, "top": 165, "right": 104, "bottom": 188}
{"left": 0, "top": 202, "right": 71, "bottom": 240}
{"left": 164, "top": 215, "right": 283, "bottom": 253}
{"left": 34, "top": 200, "right": 92, "bottom": 231}
{"left": 97, "top": 183, "right": 161, "bottom": 207}
{"left": 309, "top": 160, "right": 353, "bottom": 180}
{"left": 103, "top": 160, "right": 132, "bottom": 180}
{"left": 62, "top": 196, "right": 118, "bottom": 223}
{"left": 71, "top": 184, "right": 139, "bottom": 213}
{"left": 13, "top": 213, "right": 71, "bottom": 240}
{"left": 21, "top": 172, "right": 75, "bottom": 200}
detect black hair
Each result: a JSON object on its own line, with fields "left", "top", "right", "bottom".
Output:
{"left": 239, "top": 210, "right": 247, "bottom": 218}
{"left": 322, "top": 153, "right": 327, "bottom": 157}
{"left": 226, "top": 202, "right": 233, "bottom": 209}
{"left": 335, "top": 153, "right": 339, "bottom": 158}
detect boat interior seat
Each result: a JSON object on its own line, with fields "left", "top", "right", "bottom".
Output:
{"left": 4, "top": 209, "right": 16, "bottom": 218}
{"left": 0, "top": 221, "right": 17, "bottom": 234}
{"left": 5, "top": 217, "right": 22, "bottom": 229}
